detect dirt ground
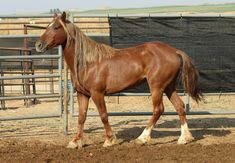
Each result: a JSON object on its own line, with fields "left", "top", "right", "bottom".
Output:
{"left": 0, "top": 96, "right": 235, "bottom": 163}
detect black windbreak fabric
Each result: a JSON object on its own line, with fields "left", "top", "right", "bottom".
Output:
{"left": 109, "top": 17, "right": 235, "bottom": 93}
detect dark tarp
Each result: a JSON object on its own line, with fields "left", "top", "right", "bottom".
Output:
{"left": 109, "top": 16, "right": 235, "bottom": 93}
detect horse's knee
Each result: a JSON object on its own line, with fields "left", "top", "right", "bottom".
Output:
{"left": 153, "top": 104, "right": 164, "bottom": 116}
{"left": 78, "top": 118, "right": 86, "bottom": 125}
{"left": 159, "top": 104, "right": 164, "bottom": 114}
{"left": 78, "top": 112, "right": 87, "bottom": 124}
{"left": 100, "top": 113, "right": 109, "bottom": 124}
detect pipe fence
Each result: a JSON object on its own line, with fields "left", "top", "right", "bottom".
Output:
{"left": 69, "top": 91, "right": 235, "bottom": 118}
{"left": 0, "top": 14, "right": 234, "bottom": 136}
{"left": 0, "top": 35, "right": 63, "bottom": 120}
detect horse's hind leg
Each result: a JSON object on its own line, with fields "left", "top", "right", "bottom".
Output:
{"left": 136, "top": 86, "right": 164, "bottom": 145}
{"left": 91, "top": 91, "right": 117, "bottom": 147}
{"left": 165, "top": 84, "right": 194, "bottom": 144}
{"left": 67, "top": 93, "right": 89, "bottom": 149}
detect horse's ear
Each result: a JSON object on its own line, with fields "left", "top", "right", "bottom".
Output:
{"left": 54, "top": 13, "right": 58, "bottom": 18}
{"left": 61, "top": 11, "right": 66, "bottom": 22}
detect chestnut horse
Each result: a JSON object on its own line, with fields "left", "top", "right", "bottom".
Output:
{"left": 36, "top": 12, "right": 202, "bottom": 148}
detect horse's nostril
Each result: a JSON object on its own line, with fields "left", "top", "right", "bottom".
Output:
{"left": 37, "top": 43, "right": 41, "bottom": 48}
{"left": 35, "top": 40, "right": 47, "bottom": 52}
{"left": 36, "top": 41, "right": 42, "bottom": 48}
{"left": 39, "top": 43, "right": 43, "bottom": 48}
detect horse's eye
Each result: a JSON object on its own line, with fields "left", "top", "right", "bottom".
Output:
{"left": 54, "top": 26, "right": 61, "bottom": 30}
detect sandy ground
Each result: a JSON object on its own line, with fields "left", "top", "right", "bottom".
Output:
{"left": 0, "top": 95, "right": 235, "bottom": 162}
{"left": 1, "top": 94, "right": 235, "bottom": 117}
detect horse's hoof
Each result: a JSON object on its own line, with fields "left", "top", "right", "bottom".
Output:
{"left": 103, "top": 135, "right": 117, "bottom": 147}
{"left": 134, "top": 137, "right": 150, "bottom": 145}
{"left": 67, "top": 140, "right": 83, "bottom": 149}
{"left": 134, "top": 139, "right": 146, "bottom": 145}
{"left": 134, "top": 135, "right": 151, "bottom": 145}
{"left": 177, "top": 135, "right": 194, "bottom": 145}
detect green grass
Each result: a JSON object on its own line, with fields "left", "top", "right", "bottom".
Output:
{"left": 72, "top": 3, "right": 235, "bottom": 15}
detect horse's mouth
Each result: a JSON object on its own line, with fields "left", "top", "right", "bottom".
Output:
{"left": 35, "top": 40, "right": 48, "bottom": 53}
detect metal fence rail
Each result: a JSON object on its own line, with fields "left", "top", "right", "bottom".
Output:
{"left": 0, "top": 35, "right": 63, "bottom": 120}
{"left": 0, "top": 14, "right": 110, "bottom": 35}
{"left": 0, "top": 74, "right": 60, "bottom": 80}
{"left": 69, "top": 86, "right": 235, "bottom": 117}
{"left": 0, "top": 55, "right": 60, "bottom": 59}
{"left": 0, "top": 94, "right": 60, "bottom": 101}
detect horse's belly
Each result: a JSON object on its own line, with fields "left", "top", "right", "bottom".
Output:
{"left": 106, "top": 78, "right": 145, "bottom": 94}
{"left": 105, "top": 64, "right": 145, "bottom": 94}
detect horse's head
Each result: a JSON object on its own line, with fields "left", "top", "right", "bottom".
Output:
{"left": 35, "top": 12, "right": 68, "bottom": 53}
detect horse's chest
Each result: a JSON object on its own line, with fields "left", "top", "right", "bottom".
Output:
{"left": 71, "top": 73, "right": 90, "bottom": 95}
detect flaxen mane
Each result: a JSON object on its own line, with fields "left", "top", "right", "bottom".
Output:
{"left": 59, "top": 19, "right": 115, "bottom": 76}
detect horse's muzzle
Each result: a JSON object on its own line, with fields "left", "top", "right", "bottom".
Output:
{"left": 35, "top": 40, "right": 48, "bottom": 53}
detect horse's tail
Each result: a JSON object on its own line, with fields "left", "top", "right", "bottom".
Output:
{"left": 176, "top": 50, "right": 203, "bottom": 103}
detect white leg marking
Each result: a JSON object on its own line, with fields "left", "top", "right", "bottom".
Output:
{"left": 178, "top": 123, "right": 194, "bottom": 144}
{"left": 136, "top": 126, "right": 153, "bottom": 144}
{"left": 67, "top": 139, "right": 83, "bottom": 149}
{"left": 103, "top": 134, "right": 117, "bottom": 147}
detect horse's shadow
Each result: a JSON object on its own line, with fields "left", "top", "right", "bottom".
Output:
{"left": 86, "top": 117, "right": 234, "bottom": 144}
{"left": 115, "top": 126, "right": 231, "bottom": 144}
{"left": 85, "top": 119, "right": 145, "bottom": 133}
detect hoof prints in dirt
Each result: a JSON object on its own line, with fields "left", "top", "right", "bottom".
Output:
{"left": 0, "top": 140, "right": 235, "bottom": 163}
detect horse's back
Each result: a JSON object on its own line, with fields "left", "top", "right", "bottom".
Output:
{"left": 102, "top": 42, "right": 181, "bottom": 93}
{"left": 81, "top": 41, "right": 182, "bottom": 95}
{"left": 116, "top": 41, "right": 181, "bottom": 67}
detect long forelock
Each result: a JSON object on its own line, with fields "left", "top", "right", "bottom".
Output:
{"left": 58, "top": 19, "right": 74, "bottom": 48}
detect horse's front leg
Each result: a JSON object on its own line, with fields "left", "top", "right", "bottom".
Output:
{"left": 67, "top": 93, "right": 89, "bottom": 149}
{"left": 91, "top": 91, "right": 117, "bottom": 147}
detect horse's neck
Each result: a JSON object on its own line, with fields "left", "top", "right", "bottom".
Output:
{"left": 63, "top": 43, "right": 76, "bottom": 74}
{"left": 63, "top": 25, "right": 116, "bottom": 76}
{"left": 77, "top": 27, "right": 116, "bottom": 56}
